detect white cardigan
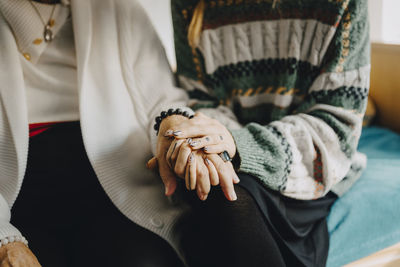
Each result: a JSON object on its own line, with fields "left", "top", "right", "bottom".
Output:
{"left": 0, "top": 0, "right": 192, "bottom": 258}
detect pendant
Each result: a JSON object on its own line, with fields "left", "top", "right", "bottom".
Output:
{"left": 44, "top": 25, "right": 53, "bottom": 43}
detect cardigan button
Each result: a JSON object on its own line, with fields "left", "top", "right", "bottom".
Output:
{"left": 23, "top": 53, "right": 31, "bottom": 61}
{"left": 150, "top": 217, "right": 164, "bottom": 228}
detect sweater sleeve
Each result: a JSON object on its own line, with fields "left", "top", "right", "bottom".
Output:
{"left": 0, "top": 195, "right": 27, "bottom": 247}
{"left": 230, "top": 0, "right": 370, "bottom": 199}
{"left": 130, "top": 2, "right": 194, "bottom": 155}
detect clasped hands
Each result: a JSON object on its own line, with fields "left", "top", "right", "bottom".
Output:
{"left": 147, "top": 113, "right": 239, "bottom": 201}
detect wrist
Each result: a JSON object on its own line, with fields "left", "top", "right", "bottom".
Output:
{"left": 159, "top": 115, "right": 189, "bottom": 136}
{"left": 154, "top": 108, "right": 194, "bottom": 136}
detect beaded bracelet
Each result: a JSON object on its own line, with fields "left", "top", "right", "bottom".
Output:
{"left": 154, "top": 108, "right": 194, "bottom": 135}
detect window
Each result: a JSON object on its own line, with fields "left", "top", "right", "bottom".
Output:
{"left": 369, "top": 0, "right": 400, "bottom": 44}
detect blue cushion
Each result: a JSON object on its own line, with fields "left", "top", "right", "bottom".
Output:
{"left": 327, "top": 127, "right": 400, "bottom": 267}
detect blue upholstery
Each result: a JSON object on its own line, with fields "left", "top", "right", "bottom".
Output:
{"left": 327, "top": 127, "right": 400, "bottom": 267}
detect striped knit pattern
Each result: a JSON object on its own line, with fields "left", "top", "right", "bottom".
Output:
{"left": 172, "top": 0, "right": 370, "bottom": 199}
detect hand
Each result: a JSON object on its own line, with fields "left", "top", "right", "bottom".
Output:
{"left": 165, "top": 138, "right": 240, "bottom": 201}
{"left": 0, "top": 242, "right": 41, "bottom": 267}
{"left": 164, "top": 112, "right": 236, "bottom": 158}
{"left": 147, "top": 115, "right": 189, "bottom": 196}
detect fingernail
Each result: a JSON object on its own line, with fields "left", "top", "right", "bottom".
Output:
{"left": 204, "top": 147, "right": 209, "bottom": 152}
{"left": 204, "top": 158, "right": 210, "bottom": 166}
{"left": 230, "top": 192, "right": 237, "bottom": 201}
{"left": 173, "top": 131, "right": 182, "bottom": 136}
{"left": 164, "top": 130, "right": 173, "bottom": 136}
{"left": 234, "top": 176, "right": 240, "bottom": 183}
{"left": 187, "top": 138, "right": 192, "bottom": 144}
{"left": 190, "top": 141, "right": 198, "bottom": 147}
{"left": 205, "top": 137, "right": 210, "bottom": 142}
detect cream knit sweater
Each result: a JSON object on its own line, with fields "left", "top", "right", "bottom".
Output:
{"left": 0, "top": 0, "right": 192, "bottom": 262}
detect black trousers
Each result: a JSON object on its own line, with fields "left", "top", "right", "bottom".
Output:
{"left": 11, "top": 122, "right": 184, "bottom": 267}
{"left": 11, "top": 122, "right": 336, "bottom": 267}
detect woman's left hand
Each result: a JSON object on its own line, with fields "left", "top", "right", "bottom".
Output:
{"left": 164, "top": 112, "right": 236, "bottom": 158}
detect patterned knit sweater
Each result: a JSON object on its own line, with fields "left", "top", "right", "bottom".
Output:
{"left": 172, "top": 0, "right": 370, "bottom": 200}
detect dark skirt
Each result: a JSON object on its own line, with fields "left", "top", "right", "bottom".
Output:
{"left": 179, "top": 175, "right": 337, "bottom": 267}
{"left": 238, "top": 174, "right": 337, "bottom": 267}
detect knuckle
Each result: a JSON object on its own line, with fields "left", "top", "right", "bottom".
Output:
{"left": 174, "top": 164, "right": 184, "bottom": 177}
{"left": 181, "top": 143, "right": 191, "bottom": 151}
{"left": 215, "top": 161, "right": 225, "bottom": 171}
{"left": 198, "top": 172, "right": 208, "bottom": 182}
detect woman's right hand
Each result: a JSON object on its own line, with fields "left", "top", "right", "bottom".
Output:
{"left": 0, "top": 242, "right": 41, "bottom": 267}
{"left": 166, "top": 139, "right": 239, "bottom": 201}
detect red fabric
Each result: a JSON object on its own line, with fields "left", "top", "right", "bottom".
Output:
{"left": 29, "top": 122, "right": 65, "bottom": 137}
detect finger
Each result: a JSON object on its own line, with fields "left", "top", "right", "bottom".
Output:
{"left": 185, "top": 162, "right": 190, "bottom": 190}
{"left": 166, "top": 139, "right": 178, "bottom": 169}
{"left": 185, "top": 153, "right": 196, "bottom": 191}
{"left": 168, "top": 125, "right": 220, "bottom": 139}
{"left": 164, "top": 119, "right": 220, "bottom": 139}
{"left": 189, "top": 153, "right": 197, "bottom": 190}
{"left": 146, "top": 157, "right": 158, "bottom": 170}
{"left": 188, "top": 134, "right": 225, "bottom": 149}
{"left": 166, "top": 139, "right": 185, "bottom": 169}
{"left": 196, "top": 158, "right": 211, "bottom": 201}
{"left": 158, "top": 159, "right": 178, "bottom": 196}
{"left": 174, "top": 143, "right": 192, "bottom": 178}
{"left": 204, "top": 143, "right": 230, "bottom": 155}
{"left": 204, "top": 157, "right": 219, "bottom": 186}
{"left": 208, "top": 154, "right": 237, "bottom": 201}
{"left": 171, "top": 139, "right": 187, "bottom": 165}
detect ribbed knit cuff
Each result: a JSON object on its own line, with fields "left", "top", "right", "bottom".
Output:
{"left": 229, "top": 124, "right": 289, "bottom": 191}
{"left": 0, "top": 222, "right": 28, "bottom": 248}
{"left": 230, "top": 127, "right": 270, "bottom": 175}
{"left": 0, "top": 235, "right": 28, "bottom": 248}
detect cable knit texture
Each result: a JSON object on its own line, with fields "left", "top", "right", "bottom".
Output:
{"left": 172, "top": 0, "right": 370, "bottom": 199}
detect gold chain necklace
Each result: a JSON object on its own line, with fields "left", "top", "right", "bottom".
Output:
{"left": 28, "top": 0, "right": 57, "bottom": 43}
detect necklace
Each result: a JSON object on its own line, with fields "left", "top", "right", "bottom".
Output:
{"left": 28, "top": 0, "right": 57, "bottom": 42}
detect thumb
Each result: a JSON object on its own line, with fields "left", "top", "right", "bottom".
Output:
{"left": 146, "top": 157, "right": 158, "bottom": 170}
{"left": 159, "top": 160, "right": 178, "bottom": 196}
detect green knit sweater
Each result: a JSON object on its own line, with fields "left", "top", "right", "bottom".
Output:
{"left": 172, "top": 0, "right": 370, "bottom": 199}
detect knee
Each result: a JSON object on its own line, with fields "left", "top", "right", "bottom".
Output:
{"left": 196, "top": 185, "right": 259, "bottom": 222}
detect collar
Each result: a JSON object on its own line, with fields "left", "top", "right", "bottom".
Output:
{"left": 0, "top": 0, "right": 70, "bottom": 64}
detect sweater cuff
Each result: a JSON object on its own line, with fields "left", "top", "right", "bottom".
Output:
{"left": 0, "top": 235, "right": 28, "bottom": 248}
{"left": 230, "top": 127, "right": 265, "bottom": 174}
{"left": 0, "top": 222, "right": 28, "bottom": 248}
{"left": 229, "top": 124, "right": 291, "bottom": 191}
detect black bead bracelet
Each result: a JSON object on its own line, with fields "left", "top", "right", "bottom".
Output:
{"left": 154, "top": 108, "right": 194, "bottom": 135}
